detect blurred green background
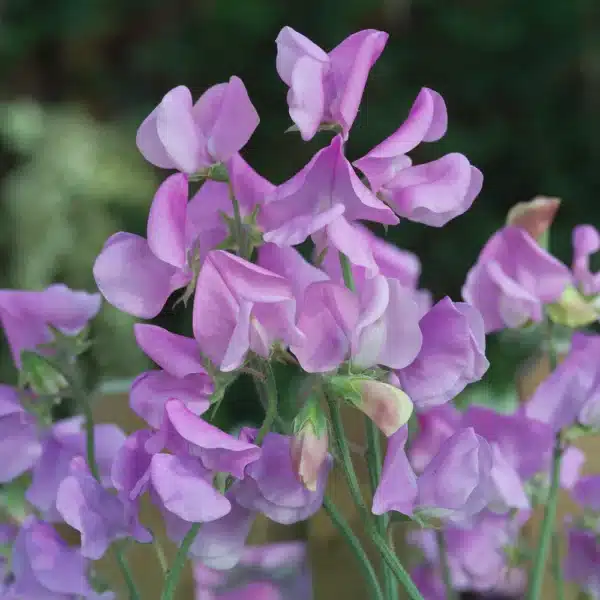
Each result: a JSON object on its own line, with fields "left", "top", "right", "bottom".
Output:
{"left": 1, "top": 0, "right": 599, "bottom": 394}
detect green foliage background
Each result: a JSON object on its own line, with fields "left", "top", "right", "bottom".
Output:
{"left": 1, "top": 0, "right": 599, "bottom": 404}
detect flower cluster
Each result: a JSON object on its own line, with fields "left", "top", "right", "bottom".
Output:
{"left": 0, "top": 25, "right": 599, "bottom": 600}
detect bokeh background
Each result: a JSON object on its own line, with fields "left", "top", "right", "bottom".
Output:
{"left": 1, "top": 1, "right": 600, "bottom": 598}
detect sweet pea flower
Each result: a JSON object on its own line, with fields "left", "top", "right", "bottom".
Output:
{"left": 11, "top": 518, "right": 92, "bottom": 599}
{"left": 374, "top": 426, "right": 493, "bottom": 522}
{"left": 136, "top": 78, "right": 259, "bottom": 174}
{"left": 354, "top": 87, "right": 483, "bottom": 227}
{"left": 276, "top": 27, "right": 387, "bottom": 140}
{"left": 506, "top": 195, "right": 561, "bottom": 242}
{"left": 56, "top": 457, "right": 151, "bottom": 559}
{"left": 565, "top": 528, "right": 600, "bottom": 598}
{"left": 94, "top": 155, "right": 272, "bottom": 319}
{"left": 0, "top": 284, "right": 101, "bottom": 367}
{"left": 573, "top": 475, "right": 600, "bottom": 511}
{"left": 0, "top": 385, "right": 41, "bottom": 483}
{"left": 232, "top": 430, "right": 331, "bottom": 524}
{"left": 462, "top": 226, "right": 572, "bottom": 332}
{"left": 131, "top": 323, "right": 213, "bottom": 427}
{"left": 189, "top": 499, "right": 256, "bottom": 570}
{"left": 462, "top": 405, "right": 553, "bottom": 479}
{"left": 193, "top": 250, "right": 304, "bottom": 371}
{"left": 262, "top": 135, "right": 398, "bottom": 248}
{"left": 291, "top": 417, "right": 329, "bottom": 492}
{"left": 27, "top": 417, "right": 126, "bottom": 520}
{"left": 487, "top": 443, "right": 530, "bottom": 513}
{"left": 146, "top": 399, "right": 261, "bottom": 479}
{"left": 111, "top": 430, "right": 232, "bottom": 527}
{"left": 572, "top": 224, "right": 600, "bottom": 296}
{"left": 395, "top": 298, "right": 489, "bottom": 409}
{"left": 526, "top": 333, "right": 600, "bottom": 431}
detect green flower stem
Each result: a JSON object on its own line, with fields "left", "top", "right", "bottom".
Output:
{"left": 160, "top": 523, "right": 201, "bottom": 600}
{"left": 551, "top": 531, "right": 566, "bottom": 600}
{"left": 69, "top": 371, "right": 140, "bottom": 600}
{"left": 255, "top": 362, "right": 279, "bottom": 445}
{"left": 527, "top": 437, "right": 563, "bottom": 600}
{"left": 339, "top": 251, "right": 356, "bottom": 291}
{"left": 227, "top": 180, "right": 250, "bottom": 259}
{"left": 365, "top": 419, "right": 396, "bottom": 600}
{"left": 323, "top": 497, "right": 385, "bottom": 600}
{"left": 435, "top": 530, "right": 456, "bottom": 600}
{"left": 527, "top": 319, "right": 563, "bottom": 600}
{"left": 326, "top": 390, "right": 424, "bottom": 600}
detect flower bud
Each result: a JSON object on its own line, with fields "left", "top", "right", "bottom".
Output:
{"left": 329, "top": 375, "right": 413, "bottom": 437}
{"left": 546, "top": 285, "right": 598, "bottom": 328}
{"left": 506, "top": 195, "right": 560, "bottom": 245}
{"left": 291, "top": 397, "right": 329, "bottom": 492}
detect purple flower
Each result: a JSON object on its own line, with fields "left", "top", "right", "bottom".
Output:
{"left": 415, "top": 428, "right": 493, "bottom": 522}
{"left": 94, "top": 156, "right": 271, "bottom": 319}
{"left": 262, "top": 135, "right": 397, "bottom": 248}
{"left": 526, "top": 333, "right": 600, "bottom": 431}
{"left": 0, "top": 385, "right": 41, "bottom": 482}
{"left": 572, "top": 224, "right": 600, "bottom": 296}
{"left": 462, "top": 226, "right": 572, "bottom": 332}
{"left": 565, "top": 528, "right": 600, "bottom": 597}
{"left": 111, "top": 430, "right": 232, "bottom": 527}
{"left": 193, "top": 250, "right": 304, "bottom": 371}
{"left": 487, "top": 443, "right": 530, "bottom": 512}
{"left": 354, "top": 88, "right": 482, "bottom": 227}
{"left": 56, "top": 457, "right": 151, "bottom": 559}
{"left": 136, "top": 79, "right": 259, "bottom": 173}
{"left": 11, "top": 517, "right": 92, "bottom": 599}
{"left": 573, "top": 475, "right": 600, "bottom": 511}
{"left": 411, "top": 565, "right": 445, "bottom": 600}
{"left": 0, "top": 285, "right": 100, "bottom": 366}
{"left": 395, "top": 298, "right": 489, "bottom": 409}
{"left": 146, "top": 399, "right": 261, "bottom": 479}
{"left": 27, "top": 417, "right": 126, "bottom": 520}
{"left": 232, "top": 430, "right": 331, "bottom": 524}
{"left": 463, "top": 405, "right": 553, "bottom": 479}
{"left": 189, "top": 499, "right": 256, "bottom": 570}
{"left": 276, "top": 27, "right": 387, "bottom": 140}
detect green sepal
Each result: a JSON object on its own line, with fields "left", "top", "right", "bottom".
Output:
{"left": 19, "top": 351, "right": 69, "bottom": 396}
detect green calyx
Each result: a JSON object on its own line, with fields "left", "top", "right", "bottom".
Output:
{"left": 547, "top": 285, "right": 598, "bottom": 328}
{"left": 19, "top": 351, "right": 69, "bottom": 396}
{"left": 292, "top": 394, "right": 327, "bottom": 438}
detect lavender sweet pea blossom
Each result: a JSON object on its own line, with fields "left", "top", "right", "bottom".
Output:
{"left": 565, "top": 528, "right": 600, "bottom": 598}
{"left": 0, "top": 385, "right": 41, "bottom": 483}
{"left": 462, "top": 226, "right": 572, "bottom": 332}
{"left": 526, "top": 333, "right": 600, "bottom": 431}
{"left": 276, "top": 27, "right": 387, "bottom": 140}
{"left": 572, "top": 224, "right": 600, "bottom": 296}
{"left": 27, "top": 417, "right": 126, "bottom": 520}
{"left": 193, "top": 250, "right": 304, "bottom": 371}
{"left": 56, "top": 457, "right": 151, "bottom": 559}
{"left": 262, "top": 135, "right": 398, "bottom": 248}
{"left": 232, "top": 430, "right": 331, "bottom": 524}
{"left": 0, "top": 284, "right": 101, "bottom": 366}
{"left": 94, "top": 156, "right": 272, "bottom": 319}
{"left": 573, "top": 475, "right": 600, "bottom": 511}
{"left": 354, "top": 87, "right": 482, "bottom": 227}
{"left": 11, "top": 517, "right": 92, "bottom": 599}
{"left": 136, "top": 78, "right": 259, "bottom": 174}
{"left": 395, "top": 298, "right": 489, "bottom": 409}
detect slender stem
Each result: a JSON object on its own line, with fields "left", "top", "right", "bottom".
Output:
{"left": 551, "top": 531, "right": 566, "bottom": 600}
{"left": 228, "top": 180, "right": 249, "bottom": 259}
{"left": 69, "top": 370, "right": 141, "bottom": 600}
{"left": 326, "top": 392, "right": 367, "bottom": 511}
{"left": 435, "top": 530, "right": 456, "bottom": 600}
{"left": 365, "top": 419, "right": 396, "bottom": 600}
{"left": 161, "top": 523, "right": 201, "bottom": 600}
{"left": 369, "top": 529, "right": 425, "bottom": 600}
{"left": 323, "top": 497, "right": 385, "bottom": 600}
{"left": 527, "top": 437, "right": 563, "bottom": 600}
{"left": 255, "top": 362, "right": 278, "bottom": 445}
{"left": 339, "top": 252, "right": 356, "bottom": 291}
{"left": 527, "top": 318, "right": 563, "bottom": 600}
{"left": 153, "top": 535, "right": 168, "bottom": 575}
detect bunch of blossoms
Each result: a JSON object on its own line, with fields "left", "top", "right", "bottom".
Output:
{"left": 1, "top": 26, "right": 596, "bottom": 600}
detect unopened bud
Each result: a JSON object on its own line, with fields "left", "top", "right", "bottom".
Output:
{"left": 329, "top": 376, "right": 413, "bottom": 437}
{"left": 291, "top": 397, "right": 328, "bottom": 492}
{"left": 507, "top": 196, "right": 560, "bottom": 245}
